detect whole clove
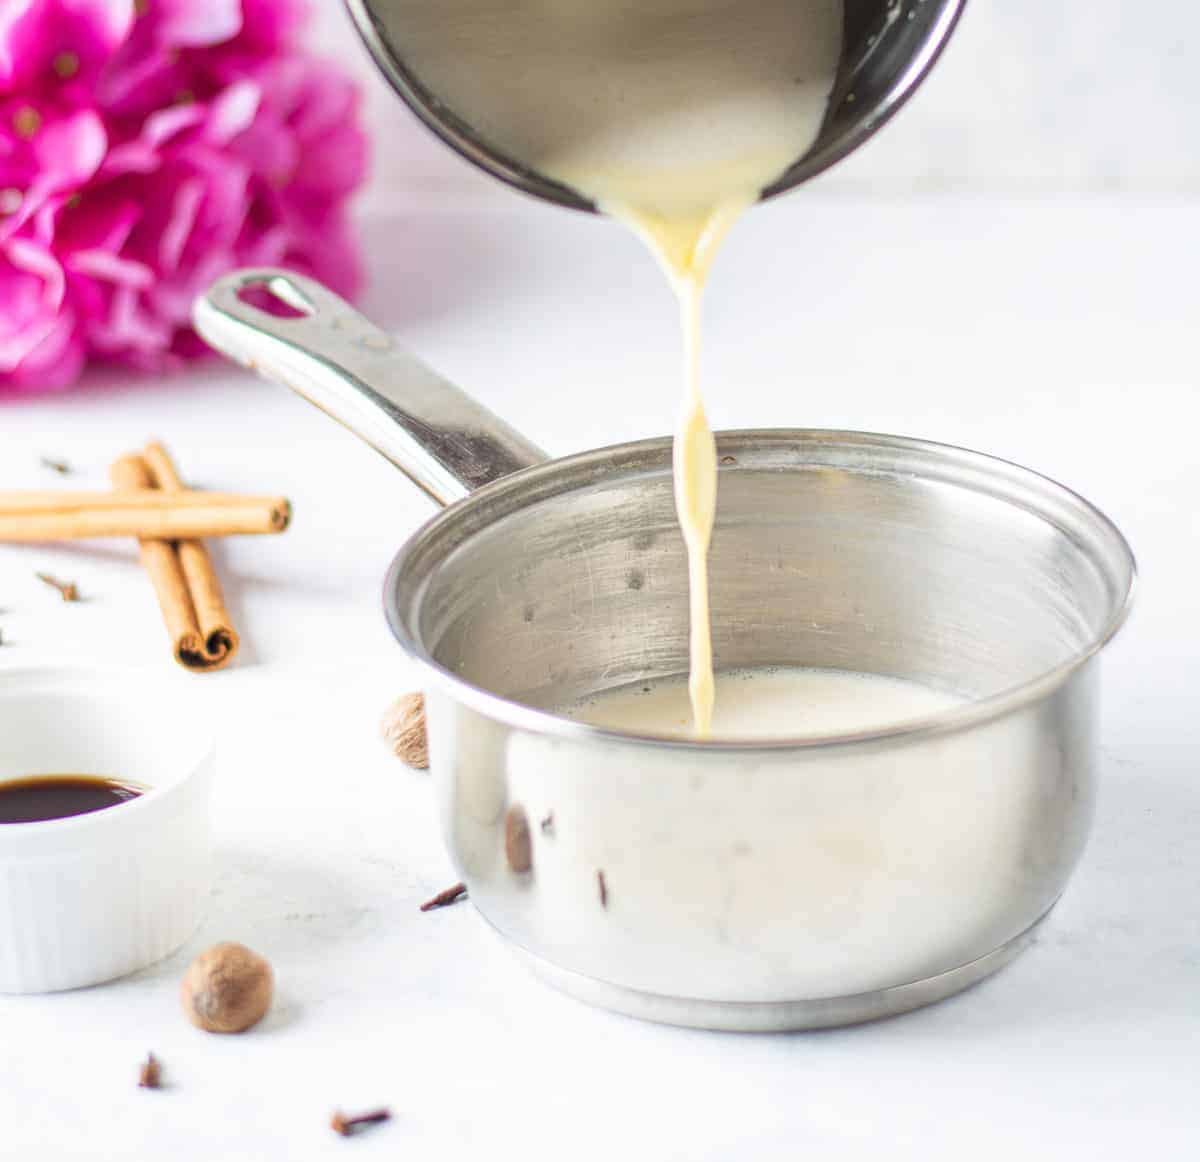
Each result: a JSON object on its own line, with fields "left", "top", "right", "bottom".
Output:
{"left": 419, "top": 882, "right": 467, "bottom": 912}
{"left": 138, "top": 1053, "right": 162, "bottom": 1089}
{"left": 331, "top": 1108, "right": 391, "bottom": 1137}
{"left": 35, "top": 572, "right": 78, "bottom": 602}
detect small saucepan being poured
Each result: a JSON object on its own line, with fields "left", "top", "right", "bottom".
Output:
{"left": 344, "top": 0, "right": 969, "bottom": 210}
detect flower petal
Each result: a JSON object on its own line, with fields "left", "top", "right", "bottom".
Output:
{"left": 0, "top": 311, "right": 85, "bottom": 390}
{"left": 235, "top": 0, "right": 307, "bottom": 50}
{"left": 143, "top": 102, "right": 206, "bottom": 148}
{"left": 158, "top": 0, "right": 241, "bottom": 48}
{"left": 6, "top": 235, "right": 65, "bottom": 306}
{"left": 67, "top": 247, "right": 154, "bottom": 287}
{"left": 157, "top": 174, "right": 203, "bottom": 270}
{"left": 0, "top": 1, "right": 38, "bottom": 91}
{"left": 100, "top": 138, "right": 160, "bottom": 177}
{"left": 34, "top": 109, "right": 108, "bottom": 192}
{"left": 0, "top": 237, "right": 70, "bottom": 372}
{"left": 205, "top": 80, "right": 260, "bottom": 145}
{"left": 0, "top": 0, "right": 134, "bottom": 94}
{"left": 88, "top": 282, "right": 171, "bottom": 353}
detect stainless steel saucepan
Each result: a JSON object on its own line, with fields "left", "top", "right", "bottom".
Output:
{"left": 344, "top": 0, "right": 969, "bottom": 210}
{"left": 195, "top": 269, "right": 1135, "bottom": 1031}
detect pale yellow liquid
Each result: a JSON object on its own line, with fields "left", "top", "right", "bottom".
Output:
{"left": 611, "top": 201, "right": 749, "bottom": 735}
{"left": 390, "top": 1, "right": 843, "bottom": 734}
{"left": 560, "top": 667, "right": 963, "bottom": 741}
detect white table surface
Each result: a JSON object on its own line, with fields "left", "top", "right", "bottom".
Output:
{"left": 0, "top": 191, "right": 1196, "bottom": 1160}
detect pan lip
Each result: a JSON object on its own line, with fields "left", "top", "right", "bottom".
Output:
{"left": 383, "top": 428, "right": 1137, "bottom": 754}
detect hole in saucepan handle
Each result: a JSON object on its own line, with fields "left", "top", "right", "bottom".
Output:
{"left": 235, "top": 274, "right": 315, "bottom": 320}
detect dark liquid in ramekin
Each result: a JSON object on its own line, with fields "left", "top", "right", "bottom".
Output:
{"left": 0, "top": 776, "right": 142, "bottom": 823}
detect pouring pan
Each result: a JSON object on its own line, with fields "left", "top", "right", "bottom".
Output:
{"left": 343, "top": 0, "right": 969, "bottom": 211}
{"left": 195, "top": 269, "right": 1135, "bottom": 1031}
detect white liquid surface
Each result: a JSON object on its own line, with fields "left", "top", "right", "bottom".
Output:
{"left": 560, "top": 668, "right": 963, "bottom": 741}
{"left": 391, "top": 1, "right": 844, "bottom": 736}
{"left": 389, "top": 1, "right": 842, "bottom": 220}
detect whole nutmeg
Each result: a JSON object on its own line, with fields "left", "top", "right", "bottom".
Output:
{"left": 381, "top": 692, "right": 428, "bottom": 769}
{"left": 181, "top": 942, "right": 273, "bottom": 1034}
{"left": 505, "top": 805, "right": 532, "bottom": 873}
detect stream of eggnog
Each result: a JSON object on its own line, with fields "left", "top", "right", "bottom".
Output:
{"left": 392, "top": 1, "right": 844, "bottom": 734}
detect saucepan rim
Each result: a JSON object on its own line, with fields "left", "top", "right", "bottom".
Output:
{"left": 383, "top": 428, "right": 1137, "bottom": 753}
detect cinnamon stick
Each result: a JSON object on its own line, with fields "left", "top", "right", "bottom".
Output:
{"left": 0, "top": 491, "right": 290, "bottom": 542}
{"left": 110, "top": 455, "right": 213, "bottom": 671}
{"left": 141, "top": 443, "right": 239, "bottom": 667}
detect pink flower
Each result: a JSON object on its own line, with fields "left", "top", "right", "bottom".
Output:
{"left": 0, "top": 238, "right": 85, "bottom": 389}
{"left": 0, "top": 0, "right": 367, "bottom": 393}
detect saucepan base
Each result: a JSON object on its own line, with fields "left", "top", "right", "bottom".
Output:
{"left": 496, "top": 906, "right": 1053, "bottom": 1032}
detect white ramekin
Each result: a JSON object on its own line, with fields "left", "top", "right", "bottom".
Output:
{"left": 0, "top": 666, "right": 214, "bottom": 993}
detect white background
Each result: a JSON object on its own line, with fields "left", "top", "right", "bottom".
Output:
{"left": 1, "top": 3, "right": 1198, "bottom": 1159}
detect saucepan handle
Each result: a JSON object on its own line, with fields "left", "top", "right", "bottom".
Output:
{"left": 193, "top": 268, "right": 547, "bottom": 507}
